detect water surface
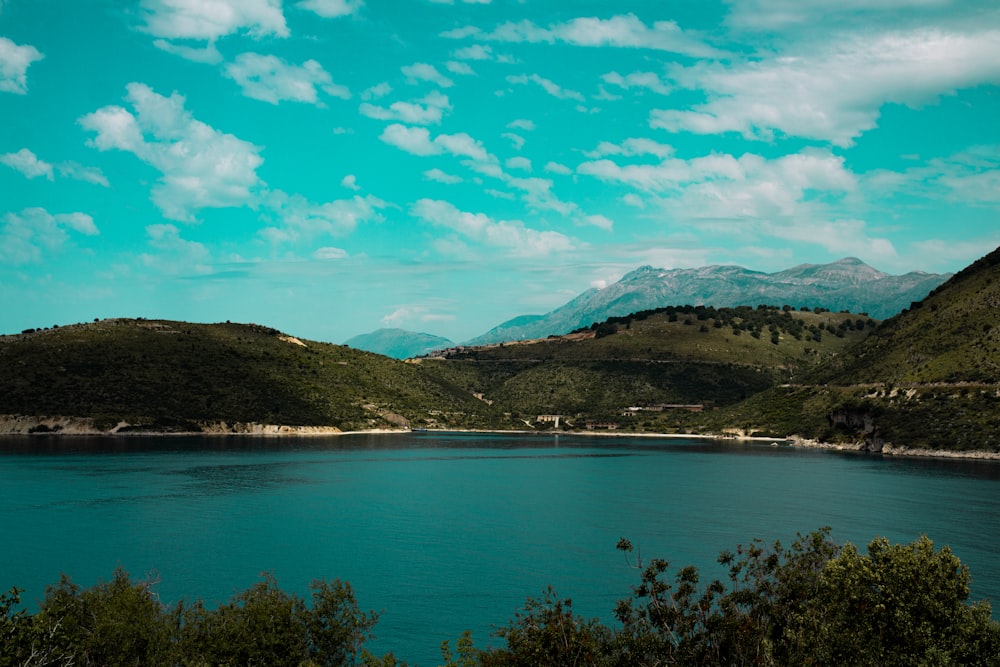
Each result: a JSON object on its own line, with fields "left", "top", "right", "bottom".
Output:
{"left": 1, "top": 432, "right": 998, "bottom": 665}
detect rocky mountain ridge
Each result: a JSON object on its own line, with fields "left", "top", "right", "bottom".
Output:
{"left": 467, "top": 257, "right": 949, "bottom": 346}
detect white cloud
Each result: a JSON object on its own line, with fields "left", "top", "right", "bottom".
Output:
{"left": 379, "top": 124, "right": 438, "bottom": 155}
{"left": 402, "top": 62, "right": 454, "bottom": 88}
{"left": 602, "top": 70, "right": 671, "bottom": 95}
{"left": 585, "top": 137, "right": 674, "bottom": 159}
{"left": 507, "top": 118, "right": 535, "bottom": 131}
{"left": 379, "top": 123, "right": 491, "bottom": 162}
{"left": 445, "top": 13, "right": 719, "bottom": 58}
{"left": 0, "top": 149, "right": 111, "bottom": 186}
{"left": 723, "top": 0, "right": 964, "bottom": 31}
{"left": 424, "top": 168, "right": 462, "bottom": 184}
{"left": 362, "top": 82, "right": 392, "bottom": 99}
{"left": 341, "top": 174, "right": 360, "bottom": 190}
{"left": 142, "top": 223, "right": 211, "bottom": 275}
{"left": 506, "top": 73, "right": 583, "bottom": 101}
{"left": 297, "top": 0, "right": 363, "bottom": 18}
{"left": 501, "top": 132, "right": 525, "bottom": 150}
{"left": 763, "top": 218, "right": 897, "bottom": 262}
{"left": 0, "top": 37, "right": 43, "bottom": 94}
{"left": 544, "top": 161, "right": 571, "bottom": 175}
{"left": 0, "top": 148, "right": 53, "bottom": 180}
{"left": 314, "top": 246, "right": 349, "bottom": 259}
{"left": 453, "top": 44, "right": 493, "bottom": 60}
{"left": 446, "top": 61, "right": 475, "bottom": 75}
{"left": 0, "top": 207, "right": 98, "bottom": 265}
{"left": 80, "top": 82, "right": 264, "bottom": 221}
{"left": 506, "top": 156, "right": 531, "bottom": 171}
{"left": 225, "top": 53, "right": 350, "bottom": 104}
{"left": 578, "top": 148, "right": 856, "bottom": 198}
{"left": 434, "top": 132, "right": 489, "bottom": 161}
{"left": 654, "top": 28, "right": 1000, "bottom": 146}
{"left": 411, "top": 198, "right": 575, "bottom": 257}
{"left": 152, "top": 39, "right": 222, "bottom": 63}
{"left": 139, "top": 0, "right": 288, "bottom": 41}
{"left": 57, "top": 162, "right": 110, "bottom": 187}
{"left": 359, "top": 90, "right": 451, "bottom": 124}
{"left": 261, "top": 191, "right": 386, "bottom": 242}
{"left": 582, "top": 214, "right": 614, "bottom": 230}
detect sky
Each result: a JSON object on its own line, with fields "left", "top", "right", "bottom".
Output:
{"left": 1, "top": 0, "right": 999, "bottom": 344}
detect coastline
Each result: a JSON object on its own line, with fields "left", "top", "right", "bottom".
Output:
{"left": 2, "top": 414, "right": 998, "bottom": 461}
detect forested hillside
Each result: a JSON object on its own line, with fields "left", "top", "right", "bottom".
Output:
{"left": 695, "top": 247, "right": 1000, "bottom": 451}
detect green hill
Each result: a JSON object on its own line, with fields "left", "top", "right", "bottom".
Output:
{"left": 695, "top": 247, "right": 1000, "bottom": 452}
{"left": 0, "top": 319, "right": 497, "bottom": 433}
{"left": 416, "top": 304, "right": 874, "bottom": 426}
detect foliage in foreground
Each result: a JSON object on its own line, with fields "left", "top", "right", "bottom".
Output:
{"left": 3, "top": 530, "right": 999, "bottom": 667}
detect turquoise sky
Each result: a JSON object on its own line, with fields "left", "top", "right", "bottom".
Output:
{"left": 2, "top": 0, "right": 999, "bottom": 343}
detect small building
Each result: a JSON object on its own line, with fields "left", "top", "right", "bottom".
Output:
{"left": 536, "top": 414, "right": 562, "bottom": 428}
{"left": 586, "top": 421, "right": 620, "bottom": 430}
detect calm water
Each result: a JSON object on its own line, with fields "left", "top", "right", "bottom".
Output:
{"left": 1, "top": 432, "right": 999, "bottom": 665}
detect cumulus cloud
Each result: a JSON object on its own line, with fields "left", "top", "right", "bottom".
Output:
{"left": 225, "top": 53, "right": 350, "bottom": 104}
{"left": 507, "top": 118, "right": 535, "bottom": 131}
{"left": 506, "top": 156, "right": 531, "bottom": 171}
{"left": 411, "top": 198, "right": 575, "bottom": 257}
{"left": 0, "top": 149, "right": 110, "bottom": 186}
{"left": 544, "top": 162, "right": 572, "bottom": 175}
{"left": 141, "top": 223, "right": 211, "bottom": 275}
{"left": 424, "top": 168, "right": 463, "bottom": 184}
{"left": 0, "top": 148, "right": 53, "bottom": 180}
{"left": 261, "top": 191, "right": 386, "bottom": 243}
{"left": 57, "top": 162, "right": 111, "bottom": 187}
{"left": 653, "top": 28, "right": 1000, "bottom": 145}
{"left": 444, "top": 13, "right": 719, "bottom": 58}
{"left": 359, "top": 90, "right": 451, "bottom": 124}
{"left": 402, "top": 62, "right": 454, "bottom": 87}
{"left": 297, "top": 0, "right": 363, "bottom": 18}
{"left": 582, "top": 214, "right": 614, "bottom": 230}
{"left": 139, "top": 0, "right": 288, "bottom": 41}
{"left": 0, "top": 207, "right": 98, "bottom": 265}
{"left": 0, "top": 37, "right": 43, "bottom": 94}
{"left": 506, "top": 73, "right": 583, "bottom": 101}
{"left": 341, "top": 174, "right": 360, "bottom": 190}
{"left": 585, "top": 137, "right": 674, "bottom": 159}
{"left": 313, "top": 246, "right": 349, "bottom": 259}
{"left": 602, "top": 70, "right": 671, "bottom": 95}
{"left": 80, "top": 82, "right": 264, "bottom": 221}
{"left": 578, "top": 147, "right": 890, "bottom": 259}
{"left": 379, "top": 123, "right": 491, "bottom": 162}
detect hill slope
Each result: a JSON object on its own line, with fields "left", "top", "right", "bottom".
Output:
{"left": 696, "top": 247, "right": 1000, "bottom": 451}
{"left": 344, "top": 328, "right": 454, "bottom": 360}
{"left": 0, "top": 319, "right": 495, "bottom": 433}
{"left": 418, "top": 305, "right": 874, "bottom": 424}
{"left": 467, "top": 258, "right": 948, "bottom": 345}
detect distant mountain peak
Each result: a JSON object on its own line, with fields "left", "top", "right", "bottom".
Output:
{"left": 345, "top": 328, "right": 454, "bottom": 359}
{"left": 465, "top": 257, "right": 951, "bottom": 346}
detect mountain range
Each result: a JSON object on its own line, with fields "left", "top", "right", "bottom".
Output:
{"left": 465, "top": 257, "right": 950, "bottom": 346}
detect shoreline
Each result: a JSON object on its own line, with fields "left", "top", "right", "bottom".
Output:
{"left": 2, "top": 415, "right": 998, "bottom": 461}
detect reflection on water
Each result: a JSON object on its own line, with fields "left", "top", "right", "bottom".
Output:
{"left": 1, "top": 431, "right": 998, "bottom": 666}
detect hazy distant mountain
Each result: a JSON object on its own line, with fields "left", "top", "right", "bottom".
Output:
{"left": 466, "top": 258, "right": 950, "bottom": 346}
{"left": 345, "top": 328, "right": 454, "bottom": 359}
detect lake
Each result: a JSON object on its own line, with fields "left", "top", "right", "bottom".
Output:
{"left": 1, "top": 432, "right": 999, "bottom": 665}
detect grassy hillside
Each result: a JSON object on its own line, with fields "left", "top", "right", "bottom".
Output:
{"left": 693, "top": 248, "right": 1000, "bottom": 451}
{"left": 416, "top": 305, "right": 874, "bottom": 424}
{"left": 0, "top": 319, "right": 497, "bottom": 432}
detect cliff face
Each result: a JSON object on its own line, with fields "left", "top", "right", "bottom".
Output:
{"left": 829, "top": 408, "right": 885, "bottom": 452}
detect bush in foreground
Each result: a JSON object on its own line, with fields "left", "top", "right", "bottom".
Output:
{"left": 2, "top": 530, "right": 998, "bottom": 666}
